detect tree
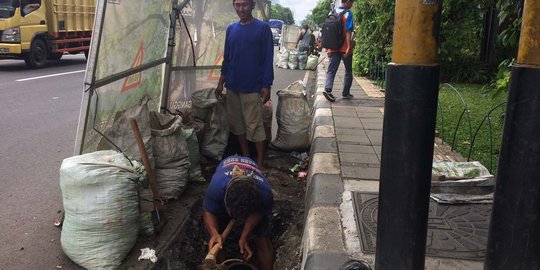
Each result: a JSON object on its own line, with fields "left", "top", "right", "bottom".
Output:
{"left": 304, "top": 0, "right": 333, "bottom": 28}
{"left": 270, "top": 4, "right": 295, "bottom": 25}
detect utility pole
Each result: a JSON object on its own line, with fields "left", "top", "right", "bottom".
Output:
{"left": 484, "top": 0, "right": 540, "bottom": 269}
{"left": 375, "top": 0, "right": 442, "bottom": 269}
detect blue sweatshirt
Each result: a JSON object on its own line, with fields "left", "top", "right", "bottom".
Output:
{"left": 221, "top": 19, "right": 274, "bottom": 93}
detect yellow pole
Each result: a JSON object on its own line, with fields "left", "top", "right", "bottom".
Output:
{"left": 392, "top": 0, "right": 442, "bottom": 65}
{"left": 517, "top": 0, "right": 540, "bottom": 66}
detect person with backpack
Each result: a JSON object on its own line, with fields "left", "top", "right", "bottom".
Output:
{"left": 321, "top": 0, "right": 355, "bottom": 102}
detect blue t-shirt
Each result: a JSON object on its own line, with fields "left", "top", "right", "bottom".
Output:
{"left": 203, "top": 156, "right": 273, "bottom": 216}
{"left": 221, "top": 19, "right": 274, "bottom": 93}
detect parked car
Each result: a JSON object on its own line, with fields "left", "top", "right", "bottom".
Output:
{"left": 271, "top": 28, "right": 280, "bottom": 46}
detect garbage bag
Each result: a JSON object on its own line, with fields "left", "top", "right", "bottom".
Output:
{"left": 277, "top": 49, "right": 289, "bottom": 69}
{"left": 270, "top": 81, "right": 311, "bottom": 151}
{"left": 191, "top": 88, "right": 229, "bottom": 161}
{"left": 150, "top": 112, "right": 190, "bottom": 200}
{"left": 297, "top": 51, "right": 308, "bottom": 70}
{"left": 182, "top": 127, "right": 206, "bottom": 182}
{"left": 305, "top": 55, "right": 319, "bottom": 70}
{"left": 60, "top": 150, "right": 140, "bottom": 270}
{"left": 288, "top": 50, "right": 299, "bottom": 70}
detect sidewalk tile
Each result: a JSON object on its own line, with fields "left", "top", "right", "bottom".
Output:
{"left": 333, "top": 117, "right": 363, "bottom": 129}
{"left": 333, "top": 107, "right": 357, "bottom": 117}
{"left": 342, "top": 166, "right": 380, "bottom": 180}
{"left": 337, "top": 144, "right": 377, "bottom": 154}
{"left": 355, "top": 107, "right": 382, "bottom": 113}
{"left": 340, "top": 153, "right": 380, "bottom": 165}
{"left": 357, "top": 112, "right": 383, "bottom": 119}
{"left": 336, "top": 134, "right": 371, "bottom": 145}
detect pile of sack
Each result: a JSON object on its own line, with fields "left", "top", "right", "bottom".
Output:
{"left": 276, "top": 48, "right": 319, "bottom": 71}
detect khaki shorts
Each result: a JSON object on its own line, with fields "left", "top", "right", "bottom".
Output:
{"left": 226, "top": 89, "right": 266, "bottom": 142}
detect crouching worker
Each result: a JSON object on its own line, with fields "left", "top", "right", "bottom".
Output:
{"left": 203, "top": 155, "right": 273, "bottom": 270}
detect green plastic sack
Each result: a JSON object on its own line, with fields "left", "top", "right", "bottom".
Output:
{"left": 183, "top": 127, "right": 206, "bottom": 182}
{"left": 60, "top": 150, "right": 140, "bottom": 270}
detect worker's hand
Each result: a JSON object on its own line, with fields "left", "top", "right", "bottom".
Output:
{"left": 215, "top": 86, "right": 224, "bottom": 100}
{"left": 239, "top": 237, "right": 253, "bottom": 260}
{"left": 260, "top": 88, "right": 270, "bottom": 104}
{"left": 208, "top": 233, "right": 223, "bottom": 253}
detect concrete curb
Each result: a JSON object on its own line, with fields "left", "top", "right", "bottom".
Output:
{"left": 301, "top": 62, "right": 351, "bottom": 270}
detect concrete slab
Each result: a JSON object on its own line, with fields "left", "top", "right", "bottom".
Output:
{"left": 313, "top": 125, "right": 335, "bottom": 138}
{"left": 335, "top": 128, "right": 367, "bottom": 136}
{"left": 303, "top": 206, "right": 346, "bottom": 253}
{"left": 333, "top": 107, "right": 358, "bottom": 117}
{"left": 308, "top": 153, "right": 340, "bottom": 180}
{"left": 342, "top": 166, "right": 380, "bottom": 180}
{"left": 357, "top": 112, "right": 383, "bottom": 119}
{"left": 338, "top": 144, "right": 377, "bottom": 155}
{"left": 311, "top": 137, "right": 338, "bottom": 154}
{"left": 334, "top": 116, "right": 363, "bottom": 129}
{"left": 336, "top": 134, "right": 372, "bottom": 145}
{"left": 306, "top": 174, "right": 344, "bottom": 208}
{"left": 340, "top": 152, "right": 380, "bottom": 165}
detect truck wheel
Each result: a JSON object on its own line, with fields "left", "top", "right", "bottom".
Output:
{"left": 24, "top": 39, "right": 48, "bottom": 68}
{"left": 48, "top": 52, "right": 63, "bottom": 60}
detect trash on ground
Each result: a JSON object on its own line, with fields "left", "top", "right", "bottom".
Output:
{"left": 138, "top": 248, "right": 158, "bottom": 263}
{"left": 298, "top": 171, "right": 308, "bottom": 178}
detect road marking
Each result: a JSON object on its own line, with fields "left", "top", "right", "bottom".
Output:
{"left": 16, "top": 70, "right": 86, "bottom": 82}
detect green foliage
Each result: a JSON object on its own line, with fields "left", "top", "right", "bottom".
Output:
{"left": 270, "top": 4, "right": 294, "bottom": 25}
{"left": 485, "top": 58, "right": 513, "bottom": 97}
{"left": 437, "top": 84, "right": 507, "bottom": 173}
{"left": 352, "top": 0, "right": 394, "bottom": 77}
{"left": 438, "top": 1, "right": 492, "bottom": 83}
{"left": 303, "top": 0, "right": 332, "bottom": 28}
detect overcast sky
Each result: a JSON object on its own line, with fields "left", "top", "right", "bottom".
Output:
{"left": 278, "top": 0, "right": 322, "bottom": 25}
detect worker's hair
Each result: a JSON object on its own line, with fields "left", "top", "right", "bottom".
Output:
{"left": 233, "top": 0, "right": 255, "bottom": 3}
{"left": 224, "top": 175, "right": 261, "bottom": 220}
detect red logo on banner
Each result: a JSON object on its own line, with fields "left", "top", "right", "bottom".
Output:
{"left": 208, "top": 52, "right": 224, "bottom": 81}
{"left": 121, "top": 42, "right": 144, "bottom": 93}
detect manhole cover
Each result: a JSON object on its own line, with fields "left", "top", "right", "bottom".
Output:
{"left": 353, "top": 192, "right": 491, "bottom": 260}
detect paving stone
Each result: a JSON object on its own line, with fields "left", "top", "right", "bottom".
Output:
{"left": 333, "top": 107, "right": 357, "bottom": 117}
{"left": 336, "top": 134, "right": 372, "bottom": 145}
{"left": 361, "top": 122, "right": 383, "bottom": 130}
{"left": 339, "top": 153, "right": 380, "bottom": 165}
{"left": 360, "top": 118, "right": 383, "bottom": 123}
{"left": 333, "top": 116, "right": 363, "bottom": 129}
{"left": 357, "top": 112, "right": 383, "bottom": 119}
{"left": 336, "top": 128, "right": 366, "bottom": 136}
{"left": 355, "top": 107, "right": 382, "bottom": 113}
{"left": 337, "top": 144, "right": 377, "bottom": 154}
{"left": 342, "top": 166, "right": 380, "bottom": 180}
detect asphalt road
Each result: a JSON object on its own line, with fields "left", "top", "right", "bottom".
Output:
{"left": 0, "top": 55, "right": 87, "bottom": 269}
{"left": 0, "top": 47, "right": 309, "bottom": 269}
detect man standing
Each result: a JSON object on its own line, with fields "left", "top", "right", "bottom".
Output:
{"left": 216, "top": 0, "right": 274, "bottom": 170}
{"left": 203, "top": 155, "right": 273, "bottom": 270}
{"left": 323, "top": 0, "right": 355, "bottom": 102}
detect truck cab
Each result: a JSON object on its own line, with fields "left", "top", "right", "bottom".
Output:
{"left": 0, "top": 0, "right": 95, "bottom": 68}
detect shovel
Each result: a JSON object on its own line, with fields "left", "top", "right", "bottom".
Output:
{"left": 199, "top": 219, "right": 236, "bottom": 270}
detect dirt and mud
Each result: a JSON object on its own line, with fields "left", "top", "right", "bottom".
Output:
{"left": 152, "top": 148, "right": 307, "bottom": 270}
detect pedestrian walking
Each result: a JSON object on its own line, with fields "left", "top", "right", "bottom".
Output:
{"left": 296, "top": 25, "right": 313, "bottom": 55}
{"left": 215, "top": 0, "right": 274, "bottom": 171}
{"left": 322, "top": 0, "right": 355, "bottom": 102}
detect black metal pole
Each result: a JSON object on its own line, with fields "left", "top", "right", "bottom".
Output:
{"left": 484, "top": 2, "right": 540, "bottom": 267}
{"left": 484, "top": 66, "right": 540, "bottom": 270}
{"left": 375, "top": 0, "right": 442, "bottom": 269}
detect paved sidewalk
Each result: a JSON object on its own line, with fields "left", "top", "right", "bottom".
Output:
{"left": 302, "top": 59, "right": 485, "bottom": 269}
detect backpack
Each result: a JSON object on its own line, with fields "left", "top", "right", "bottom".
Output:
{"left": 321, "top": 9, "right": 349, "bottom": 50}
